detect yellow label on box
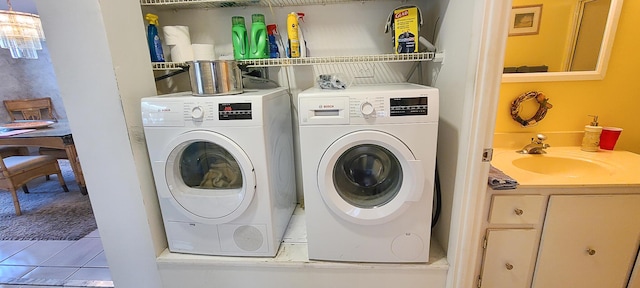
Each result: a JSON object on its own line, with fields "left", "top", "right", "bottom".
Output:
{"left": 394, "top": 7, "right": 419, "bottom": 54}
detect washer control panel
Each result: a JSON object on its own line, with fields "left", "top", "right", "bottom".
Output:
{"left": 390, "top": 97, "right": 428, "bottom": 117}
{"left": 298, "top": 84, "right": 439, "bottom": 126}
{"left": 349, "top": 97, "right": 386, "bottom": 118}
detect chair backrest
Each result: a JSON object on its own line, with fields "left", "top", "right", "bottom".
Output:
{"left": 3, "top": 97, "right": 56, "bottom": 121}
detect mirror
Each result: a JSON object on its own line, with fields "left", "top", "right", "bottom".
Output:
{"left": 502, "top": 0, "right": 623, "bottom": 82}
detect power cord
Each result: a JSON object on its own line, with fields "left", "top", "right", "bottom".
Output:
{"left": 432, "top": 161, "right": 441, "bottom": 229}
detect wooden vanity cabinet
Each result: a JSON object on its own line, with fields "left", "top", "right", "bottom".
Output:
{"left": 478, "top": 193, "right": 640, "bottom": 288}
{"left": 532, "top": 195, "right": 640, "bottom": 288}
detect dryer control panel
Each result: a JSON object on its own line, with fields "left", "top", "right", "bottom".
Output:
{"left": 218, "top": 103, "right": 252, "bottom": 120}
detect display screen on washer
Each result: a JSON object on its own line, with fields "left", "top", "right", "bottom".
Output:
{"left": 179, "top": 141, "right": 243, "bottom": 190}
{"left": 219, "top": 103, "right": 252, "bottom": 120}
{"left": 390, "top": 97, "right": 428, "bottom": 116}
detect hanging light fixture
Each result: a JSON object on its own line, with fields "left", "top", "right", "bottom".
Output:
{"left": 0, "top": 0, "right": 45, "bottom": 59}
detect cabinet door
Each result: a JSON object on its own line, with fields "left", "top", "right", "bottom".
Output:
{"left": 533, "top": 195, "right": 640, "bottom": 288}
{"left": 480, "top": 229, "right": 538, "bottom": 288}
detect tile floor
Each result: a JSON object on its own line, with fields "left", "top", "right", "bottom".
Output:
{"left": 0, "top": 229, "right": 113, "bottom": 288}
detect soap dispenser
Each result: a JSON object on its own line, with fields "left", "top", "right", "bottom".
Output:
{"left": 581, "top": 115, "right": 602, "bottom": 152}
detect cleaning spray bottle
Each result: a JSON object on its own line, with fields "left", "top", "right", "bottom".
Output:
{"left": 145, "top": 13, "right": 165, "bottom": 62}
{"left": 581, "top": 115, "right": 603, "bottom": 152}
{"left": 297, "top": 13, "right": 308, "bottom": 57}
{"left": 232, "top": 16, "right": 249, "bottom": 60}
{"left": 287, "top": 12, "right": 300, "bottom": 58}
{"left": 267, "top": 24, "right": 279, "bottom": 58}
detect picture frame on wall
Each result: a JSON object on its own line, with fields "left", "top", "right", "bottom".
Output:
{"left": 509, "top": 4, "right": 543, "bottom": 36}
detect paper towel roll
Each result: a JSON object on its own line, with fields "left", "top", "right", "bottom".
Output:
{"left": 192, "top": 44, "right": 217, "bottom": 60}
{"left": 163, "top": 26, "right": 191, "bottom": 46}
{"left": 170, "top": 44, "right": 194, "bottom": 62}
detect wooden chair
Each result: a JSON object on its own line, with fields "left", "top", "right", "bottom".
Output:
{"left": 3, "top": 98, "right": 68, "bottom": 160}
{"left": 4, "top": 97, "right": 56, "bottom": 121}
{"left": 0, "top": 155, "right": 69, "bottom": 216}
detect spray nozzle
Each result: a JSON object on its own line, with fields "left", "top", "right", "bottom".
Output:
{"left": 588, "top": 115, "right": 599, "bottom": 126}
{"left": 297, "top": 12, "right": 305, "bottom": 22}
{"left": 145, "top": 13, "right": 159, "bottom": 25}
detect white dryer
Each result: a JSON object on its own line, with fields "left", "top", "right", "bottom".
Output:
{"left": 141, "top": 88, "right": 296, "bottom": 257}
{"left": 298, "top": 83, "right": 438, "bottom": 263}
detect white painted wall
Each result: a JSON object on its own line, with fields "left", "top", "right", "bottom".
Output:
{"left": 34, "top": 0, "right": 165, "bottom": 287}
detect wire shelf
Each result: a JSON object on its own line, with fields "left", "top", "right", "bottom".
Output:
{"left": 140, "top": 0, "right": 380, "bottom": 9}
{"left": 152, "top": 53, "right": 439, "bottom": 70}
{"left": 152, "top": 62, "right": 190, "bottom": 70}
{"left": 240, "top": 52, "right": 437, "bottom": 67}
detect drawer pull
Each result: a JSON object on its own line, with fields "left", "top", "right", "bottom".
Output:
{"left": 586, "top": 248, "right": 596, "bottom": 256}
{"left": 514, "top": 208, "right": 524, "bottom": 216}
{"left": 505, "top": 263, "right": 514, "bottom": 270}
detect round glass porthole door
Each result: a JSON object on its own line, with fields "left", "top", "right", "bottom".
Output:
{"left": 333, "top": 145, "right": 403, "bottom": 208}
{"left": 317, "top": 130, "right": 425, "bottom": 225}
{"left": 163, "top": 131, "right": 256, "bottom": 223}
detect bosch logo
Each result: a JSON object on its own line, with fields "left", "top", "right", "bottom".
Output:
{"left": 320, "top": 105, "right": 334, "bottom": 108}
{"left": 395, "top": 10, "right": 409, "bottom": 19}
{"left": 158, "top": 108, "right": 171, "bottom": 112}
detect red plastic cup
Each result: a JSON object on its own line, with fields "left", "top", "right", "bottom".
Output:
{"left": 599, "top": 127, "right": 623, "bottom": 150}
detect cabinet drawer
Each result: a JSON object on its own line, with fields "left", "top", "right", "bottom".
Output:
{"left": 480, "top": 229, "right": 538, "bottom": 288}
{"left": 489, "top": 195, "right": 546, "bottom": 225}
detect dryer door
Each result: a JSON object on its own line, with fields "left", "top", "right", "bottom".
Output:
{"left": 160, "top": 130, "right": 256, "bottom": 224}
{"left": 317, "top": 130, "right": 425, "bottom": 225}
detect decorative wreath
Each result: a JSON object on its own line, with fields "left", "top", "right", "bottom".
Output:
{"left": 510, "top": 91, "right": 553, "bottom": 127}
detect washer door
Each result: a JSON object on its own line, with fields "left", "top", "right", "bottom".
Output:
{"left": 161, "top": 131, "right": 256, "bottom": 224}
{"left": 317, "top": 130, "right": 425, "bottom": 225}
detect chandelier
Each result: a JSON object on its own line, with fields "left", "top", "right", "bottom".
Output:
{"left": 0, "top": 0, "right": 45, "bottom": 59}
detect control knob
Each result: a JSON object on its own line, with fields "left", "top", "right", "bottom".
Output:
{"left": 191, "top": 106, "right": 204, "bottom": 120}
{"left": 360, "top": 102, "right": 375, "bottom": 117}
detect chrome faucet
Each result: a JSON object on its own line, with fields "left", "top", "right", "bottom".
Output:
{"left": 517, "top": 134, "right": 550, "bottom": 154}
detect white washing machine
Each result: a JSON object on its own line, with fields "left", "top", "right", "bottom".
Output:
{"left": 141, "top": 88, "right": 296, "bottom": 257}
{"left": 298, "top": 83, "right": 438, "bottom": 263}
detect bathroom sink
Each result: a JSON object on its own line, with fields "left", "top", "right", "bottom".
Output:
{"left": 490, "top": 146, "right": 640, "bottom": 186}
{"left": 512, "top": 156, "right": 612, "bottom": 177}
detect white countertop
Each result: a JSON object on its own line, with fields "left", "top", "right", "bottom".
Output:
{"left": 491, "top": 146, "right": 640, "bottom": 188}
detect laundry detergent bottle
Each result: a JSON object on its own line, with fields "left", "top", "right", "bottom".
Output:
{"left": 249, "top": 14, "right": 268, "bottom": 59}
{"left": 232, "top": 16, "right": 249, "bottom": 60}
{"left": 145, "top": 13, "right": 165, "bottom": 62}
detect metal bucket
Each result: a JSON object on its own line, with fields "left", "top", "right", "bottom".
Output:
{"left": 187, "top": 60, "right": 243, "bottom": 96}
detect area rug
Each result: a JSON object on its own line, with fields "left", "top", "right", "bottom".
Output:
{"left": 0, "top": 160, "right": 97, "bottom": 240}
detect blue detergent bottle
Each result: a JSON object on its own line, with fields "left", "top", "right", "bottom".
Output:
{"left": 145, "top": 13, "right": 165, "bottom": 62}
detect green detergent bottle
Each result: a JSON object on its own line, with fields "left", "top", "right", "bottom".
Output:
{"left": 249, "top": 14, "right": 268, "bottom": 59}
{"left": 232, "top": 16, "right": 248, "bottom": 60}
